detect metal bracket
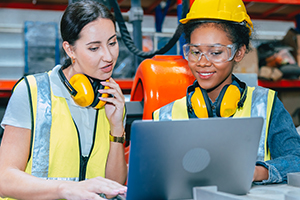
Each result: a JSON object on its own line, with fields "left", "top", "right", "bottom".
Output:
{"left": 193, "top": 186, "right": 251, "bottom": 200}
{"left": 128, "top": 7, "right": 143, "bottom": 22}
{"left": 288, "top": 172, "right": 300, "bottom": 187}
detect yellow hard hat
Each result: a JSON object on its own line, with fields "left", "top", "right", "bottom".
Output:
{"left": 180, "top": 0, "right": 253, "bottom": 35}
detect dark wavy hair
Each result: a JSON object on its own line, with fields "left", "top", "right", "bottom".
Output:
{"left": 183, "top": 20, "right": 252, "bottom": 53}
{"left": 60, "top": 0, "right": 115, "bottom": 68}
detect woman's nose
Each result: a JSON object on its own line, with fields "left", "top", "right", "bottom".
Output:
{"left": 196, "top": 53, "right": 211, "bottom": 66}
{"left": 102, "top": 46, "right": 113, "bottom": 62}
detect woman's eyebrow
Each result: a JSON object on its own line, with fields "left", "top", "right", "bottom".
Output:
{"left": 85, "top": 34, "right": 117, "bottom": 45}
{"left": 108, "top": 34, "right": 117, "bottom": 41}
{"left": 86, "top": 41, "right": 101, "bottom": 45}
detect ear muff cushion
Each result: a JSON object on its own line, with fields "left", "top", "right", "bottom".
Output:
{"left": 216, "top": 85, "right": 241, "bottom": 117}
{"left": 191, "top": 87, "right": 211, "bottom": 118}
{"left": 90, "top": 80, "right": 102, "bottom": 108}
{"left": 69, "top": 74, "right": 95, "bottom": 107}
{"left": 94, "top": 85, "right": 110, "bottom": 109}
{"left": 91, "top": 80, "right": 110, "bottom": 109}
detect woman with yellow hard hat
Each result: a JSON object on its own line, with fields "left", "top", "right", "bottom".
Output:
{"left": 0, "top": 0, "right": 127, "bottom": 199}
{"left": 154, "top": 0, "right": 300, "bottom": 184}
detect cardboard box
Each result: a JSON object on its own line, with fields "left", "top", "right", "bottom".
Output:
{"left": 282, "top": 28, "right": 300, "bottom": 67}
{"left": 233, "top": 45, "right": 259, "bottom": 74}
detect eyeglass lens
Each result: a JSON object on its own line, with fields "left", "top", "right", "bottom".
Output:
{"left": 184, "top": 44, "right": 234, "bottom": 63}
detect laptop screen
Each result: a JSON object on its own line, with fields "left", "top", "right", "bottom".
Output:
{"left": 126, "top": 117, "right": 264, "bottom": 200}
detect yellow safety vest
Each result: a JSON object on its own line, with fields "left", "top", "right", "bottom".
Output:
{"left": 1, "top": 71, "right": 111, "bottom": 200}
{"left": 153, "top": 86, "right": 276, "bottom": 162}
{"left": 26, "top": 71, "right": 110, "bottom": 179}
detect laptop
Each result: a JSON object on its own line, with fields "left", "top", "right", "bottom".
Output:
{"left": 124, "top": 117, "right": 264, "bottom": 200}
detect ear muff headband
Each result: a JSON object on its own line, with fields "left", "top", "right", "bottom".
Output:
{"left": 58, "top": 67, "right": 109, "bottom": 109}
{"left": 58, "top": 67, "right": 77, "bottom": 96}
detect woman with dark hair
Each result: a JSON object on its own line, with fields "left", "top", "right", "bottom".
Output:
{"left": 154, "top": 0, "right": 300, "bottom": 184}
{"left": 0, "top": 0, "right": 127, "bottom": 199}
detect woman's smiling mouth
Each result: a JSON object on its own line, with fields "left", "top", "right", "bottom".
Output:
{"left": 198, "top": 71, "right": 215, "bottom": 79}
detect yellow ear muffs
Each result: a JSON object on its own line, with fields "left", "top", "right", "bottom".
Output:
{"left": 70, "top": 75, "right": 110, "bottom": 109}
{"left": 58, "top": 67, "right": 109, "bottom": 109}
{"left": 216, "top": 84, "right": 241, "bottom": 117}
{"left": 191, "top": 87, "right": 213, "bottom": 118}
{"left": 69, "top": 74, "right": 95, "bottom": 107}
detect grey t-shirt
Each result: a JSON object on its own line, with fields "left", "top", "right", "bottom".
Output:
{"left": 1, "top": 65, "right": 97, "bottom": 156}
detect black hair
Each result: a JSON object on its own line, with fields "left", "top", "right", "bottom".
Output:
{"left": 60, "top": 0, "right": 116, "bottom": 68}
{"left": 183, "top": 20, "right": 251, "bottom": 53}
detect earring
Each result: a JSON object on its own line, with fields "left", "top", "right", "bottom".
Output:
{"left": 71, "top": 57, "right": 75, "bottom": 64}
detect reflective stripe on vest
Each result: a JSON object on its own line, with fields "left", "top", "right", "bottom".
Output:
{"left": 153, "top": 86, "right": 276, "bottom": 161}
{"left": 153, "top": 97, "right": 188, "bottom": 121}
{"left": 31, "top": 73, "right": 52, "bottom": 178}
{"left": 251, "top": 87, "right": 272, "bottom": 161}
{"left": 157, "top": 101, "right": 174, "bottom": 121}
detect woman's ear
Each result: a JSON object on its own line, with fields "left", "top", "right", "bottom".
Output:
{"left": 234, "top": 45, "right": 246, "bottom": 62}
{"left": 62, "top": 41, "right": 75, "bottom": 59}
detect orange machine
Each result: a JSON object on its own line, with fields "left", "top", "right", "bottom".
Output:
{"left": 130, "top": 55, "right": 195, "bottom": 119}
{"left": 124, "top": 55, "right": 195, "bottom": 167}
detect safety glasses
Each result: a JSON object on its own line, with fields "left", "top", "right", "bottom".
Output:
{"left": 183, "top": 43, "right": 238, "bottom": 63}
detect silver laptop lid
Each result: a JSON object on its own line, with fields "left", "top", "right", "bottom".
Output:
{"left": 126, "top": 117, "right": 264, "bottom": 200}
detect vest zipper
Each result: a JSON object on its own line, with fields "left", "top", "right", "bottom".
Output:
{"left": 73, "top": 110, "right": 99, "bottom": 181}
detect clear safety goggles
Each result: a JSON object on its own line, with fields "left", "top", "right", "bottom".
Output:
{"left": 183, "top": 43, "right": 238, "bottom": 63}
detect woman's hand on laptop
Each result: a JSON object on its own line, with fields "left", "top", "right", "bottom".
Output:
{"left": 58, "top": 176, "right": 127, "bottom": 199}
{"left": 253, "top": 165, "right": 269, "bottom": 182}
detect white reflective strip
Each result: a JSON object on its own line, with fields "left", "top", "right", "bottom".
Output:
{"left": 46, "top": 177, "right": 79, "bottom": 181}
{"left": 31, "top": 73, "right": 52, "bottom": 178}
{"left": 251, "top": 87, "right": 269, "bottom": 161}
{"left": 159, "top": 101, "right": 174, "bottom": 121}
